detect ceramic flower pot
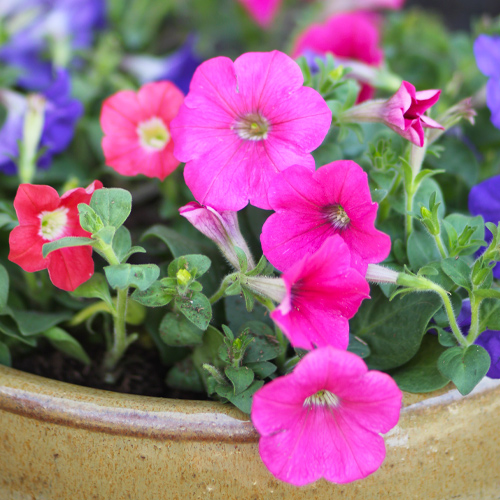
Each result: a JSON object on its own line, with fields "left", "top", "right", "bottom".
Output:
{"left": 1, "top": 364, "right": 500, "bottom": 500}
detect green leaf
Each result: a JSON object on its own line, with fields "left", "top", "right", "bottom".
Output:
{"left": 0, "top": 341, "right": 11, "bottom": 366}
{"left": 438, "top": 345, "right": 491, "bottom": 395}
{"left": 407, "top": 229, "right": 441, "bottom": 271}
{"left": 215, "top": 380, "right": 264, "bottom": 414}
{"left": 175, "top": 292, "right": 212, "bottom": 330}
{"left": 234, "top": 246, "right": 248, "bottom": 273}
{"left": 474, "top": 289, "right": 500, "bottom": 300}
{"left": 10, "top": 310, "right": 71, "bottom": 336}
{"left": 441, "top": 258, "right": 471, "bottom": 290}
{"left": 479, "top": 299, "right": 500, "bottom": 331}
{"left": 71, "top": 273, "right": 113, "bottom": 307}
{"left": 43, "top": 327, "right": 91, "bottom": 365}
{"left": 141, "top": 225, "right": 208, "bottom": 258}
{"left": 42, "top": 236, "right": 94, "bottom": 258}
{"left": 0, "top": 264, "right": 9, "bottom": 311}
{"left": 245, "top": 361, "right": 277, "bottom": 379}
{"left": 443, "top": 214, "right": 485, "bottom": 256}
{"left": 225, "top": 366, "right": 254, "bottom": 395}
{"left": 168, "top": 255, "right": 211, "bottom": 279}
{"left": 131, "top": 281, "right": 174, "bottom": 307}
{"left": 390, "top": 335, "right": 450, "bottom": 393}
{"left": 351, "top": 287, "right": 442, "bottom": 370}
{"left": 90, "top": 188, "right": 132, "bottom": 228}
{"left": 347, "top": 335, "right": 371, "bottom": 359}
{"left": 240, "top": 321, "right": 284, "bottom": 363}
{"left": 104, "top": 264, "right": 160, "bottom": 290}
{"left": 112, "top": 226, "right": 132, "bottom": 262}
{"left": 224, "top": 295, "right": 273, "bottom": 331}
{"left": 94, "top": 226, "right": 115, "bottom": 246}
{"left": 78, "top": 203, "right": 104, "bottom": 233}
{"left": 436, "top": 326, "right": 458, "bottom": 347}
{"left": 159, "top": 312, "right": 204, "bottom": 346}
{"left": 413, "top": 178, "right": 445, "bottom": 219}
{"left": 0, "top": 316, "right": 37, "bottom": 346}
{"left": 165, "top": 358, "right": 204, "bottom": 393}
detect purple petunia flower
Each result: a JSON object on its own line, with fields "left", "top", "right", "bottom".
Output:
{"left": 121, "top": 36, "right": 202, "bottom": 96}
{"left": 468, "top": 175, "right": 500, "bottom": 279}
{"left": 455, "top": 299, "right": 500, "bottom": 378}
{"left": 474, "top": 35, "right": 500, "bottom": 130}
{"left": 0, "top": 69, "right": 83, "bottom": 174}
{"left": 0, "top": 0, "right": 106, "bottom": 90}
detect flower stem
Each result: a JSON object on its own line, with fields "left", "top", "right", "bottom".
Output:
{"left": 397, "top": 273, "right": 469, "bottom": 347}
{"left": 94, "top": 240, "right": 136, "bottom": 377}
{"left": 434, "top": 232, "right": 448, "bottom": 259}
{"left": 209, "top": 273, "right": 238, "bottom": 305}
{"left": 467, "top": 295, "right": 482, "bottom": 344}
{"left": 405, "top": 141, "right": 428, "bottom": 240}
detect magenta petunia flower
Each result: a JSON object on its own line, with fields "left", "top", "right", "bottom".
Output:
{"left": 236, "top": 0, "right": 282, "bottom": 27}
{"left": 269, "top": 235, "right": 370, "bottom": 350}
{"left": 251, "top": 346, "right": 402, "bottom": 486}
{"left": 8, "top": 181, "right": 103, "bottom": 291}
{"left": 101, "top": 81, "right": 184, "bottom": 180}
{"left": 170, "top": 51, "right": 332, "bottom": 211}
{"left": 342, "top": 81, "right": 443, "bottom": 147}
{"left": 292, "top": 12, "right": 384, "bottom": 102}
{"left": 261, "top": 160, "right": 391, "bottom": 274}
{"left": 179, "top": 201, "right": 255, "bottom": 271}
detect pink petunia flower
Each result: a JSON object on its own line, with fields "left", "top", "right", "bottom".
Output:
{"left": 268, "top": 235, "right": 370, "bottom": 350}
{"left": 292, "top": 12, "right": 384, "bottom": 102}
{"left": 101, "top": 81, "right": 184, "bottom": 180}
{"left": 9, "top": 181, "right": 103, "bottom": 291}
{"left": 179, "top": 201, "right": 255, "bottom": 271}
{"left": 261, "top": 160, "right": 391, "bottom": 274}
{"left": 342, "top": 80, "right": 443, "bottom": 146}
{"left": 170, "top": 50, "right": 332, "bottom": 211}
{"left": 251, "top": 346, "right": 402, "bottom": 486}
{"left": 236, "top": 0, "right": 282, "bottom": 27}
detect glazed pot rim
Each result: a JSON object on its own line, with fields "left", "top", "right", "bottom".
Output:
{"left": 1, "top": 365, "right": 500, "bottom": 443}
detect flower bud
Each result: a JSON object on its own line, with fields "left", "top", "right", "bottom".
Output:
{"left": 179, "top": 202, "right": 255, "bottom": 271}
{"left": 341, "top": 81, "right": 443, "bottom": 147}
{"left": 365, "top": 264, "right": 399, "bottom": 284}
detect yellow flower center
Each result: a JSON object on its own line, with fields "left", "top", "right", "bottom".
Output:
{"left": 137, "top": 117, "right": 170, "bottom": 151}
{"left": 38, "top": 207, "right": 69, "bottom": 241}
{"left": 324, "top": 204, "right": 351, "bottom": 231}
{"left": 303, "top": 390, "right": 340, "bottom": 408}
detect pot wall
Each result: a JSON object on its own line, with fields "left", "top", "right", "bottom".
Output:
{"left": 1, "top": 365, "right": 500, "bottom": 500}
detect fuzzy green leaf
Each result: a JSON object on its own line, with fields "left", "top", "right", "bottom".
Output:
{"left": 225, "top": 366, "right": 254, "bottom": 395}
{"left": 90, "top": 188, "right": 132, "bottom": 228}
{"left": 43, "top": 327, "right": 91, "bottom": 365}
{"left": 104, "top": 264, "right": 160, "bottom": 291}
{"left": 175, "top": 292, "right": 212, "bottom": 330}
{"left": 42, "top": 237, "right": 94, "bottom": 258}
{"left": 438, "top": 345, "right": 490, "bottom": 395}
{"left": 159, "top": 312, "right": 204, "bottom": 346}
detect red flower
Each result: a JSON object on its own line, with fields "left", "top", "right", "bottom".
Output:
{"left": 8, "top": 181, "right": 103, "bottom": 291}
{"left": 101, "top": 81, "right": 184, "bottom": 180}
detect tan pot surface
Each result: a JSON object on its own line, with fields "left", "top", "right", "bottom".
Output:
{"left": 1, "top": 364, "right": 500, "bottom": 499}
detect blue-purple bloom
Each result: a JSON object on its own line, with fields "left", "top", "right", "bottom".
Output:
{"left": 121, "top": 36, "right": 201, "bottom": 95}
{"left": 0, "top": 69, "right": 83, "bottom": 174}
{"left": 455, "top": 300, "right": 500, "bottom": 378}
{"left": 474, "top": 35, "right": 500, "bottom": 130}
{"left": 469, "top": 175, "right": 500, "bottom": 279}
{"left": 0, "top": 0, "right": 106, "bottom": 90}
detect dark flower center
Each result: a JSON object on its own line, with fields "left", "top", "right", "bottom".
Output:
{"left": 233, "top": 113, "right": 270, "bottom": 141}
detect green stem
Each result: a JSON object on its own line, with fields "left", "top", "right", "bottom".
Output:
{"left": 94, "top": 240, "right": 135, "bottom": 375}
{"left": 398, "top": 273, "right": 469, "bottom": 347}
{"left": 209, "top": 273, "right": 238, "bottom": 305}
{"left": 103, "top": 286, "right": 129, "bottom": 372}
{"left": 467, "top": 295, "right": 482, "bottom": 344}
{"left": 405, "top": 141, "right": 428, "bottom": 240}
{"left": 434, "top": 232, "right": 448, "bottom": 259}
